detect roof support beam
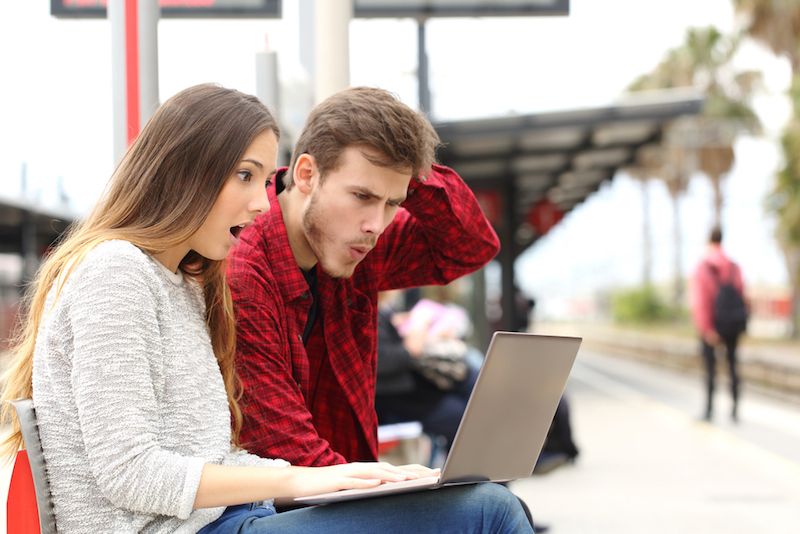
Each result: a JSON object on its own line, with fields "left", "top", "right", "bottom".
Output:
{"left": 500, "top": 176, "right": 520, "bottom": 331}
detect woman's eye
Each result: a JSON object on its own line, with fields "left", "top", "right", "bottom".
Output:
{"left": 237, "top": 170, "right": 253, "bottom": 182}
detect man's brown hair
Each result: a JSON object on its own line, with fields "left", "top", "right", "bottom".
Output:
{"left": 284, "top": 87, "right": 440, "bottom": 187}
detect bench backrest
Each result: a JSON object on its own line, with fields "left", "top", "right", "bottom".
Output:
{"left": 8, "top": 399, "right": 57, "bottom": 534}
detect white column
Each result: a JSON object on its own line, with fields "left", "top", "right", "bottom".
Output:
{"left": 138, "top": 0, "right": 160, "bottom": 128}
{"left": 256, "top": 48, "right": 280, "bottom": 120}
{"left": 110, "top": 0, "right": 127, "bottom": 164}
{"left": 313, "top": 0, "right": 352, "bottom": 103}
{"left": 110, "top": 0, "right": 160, "bottom": 164}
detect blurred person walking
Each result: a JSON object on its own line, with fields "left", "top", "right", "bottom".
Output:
{"left": 691, "top": 226, "right": 748, "bottom": 422}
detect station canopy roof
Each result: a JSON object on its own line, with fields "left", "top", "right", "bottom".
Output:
{"left": 432, "top": 89, "right": 704, "bottom": 251}
{"left": 0, "top": 196, "right": 75, "bottom": 255}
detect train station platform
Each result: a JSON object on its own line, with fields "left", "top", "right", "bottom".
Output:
{"left": 537, "top": 322, "right": 800, "bottom": 402}
{"left": 511, "top": 348, "right": 800, "bottom": 534}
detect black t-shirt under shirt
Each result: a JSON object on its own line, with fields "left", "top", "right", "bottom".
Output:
{"left": 301, "top": 266, "right": 319, "bottom": 345}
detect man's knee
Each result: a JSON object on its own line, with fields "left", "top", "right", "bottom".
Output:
{"left": 471, "top": 483, "right": 522, "bottom": 512}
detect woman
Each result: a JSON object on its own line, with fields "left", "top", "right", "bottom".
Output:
{"left": 0, "top": 84, "right": 531, "bottom": 533}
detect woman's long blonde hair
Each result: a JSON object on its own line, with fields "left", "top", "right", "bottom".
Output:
{"left": 0, "top": 84, "right": 279, "bottom": 456}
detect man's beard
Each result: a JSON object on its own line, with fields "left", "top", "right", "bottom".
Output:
{"left": 302, "top": 191, "right": 354, "bottom": 279}
{"left": 302, "top": 191, "right": 376, "bottom": 279}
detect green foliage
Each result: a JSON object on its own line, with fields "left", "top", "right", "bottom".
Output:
{"left": 771, "top": 130, "right": 800, "bottom": 249}
{"left": 758, "top": 40, "right": 800, "bottom": 259}
{"left": 737, "top": 0, "right": 800, "bottom": 339}
{"left": 629, "top": 26, "right": 762, "bottom": 132}
{"left": 735, "top": 3, "right": 800, "bottom": 255}
{"left": 611, "top": 286, "right": 683, "bottom": 324}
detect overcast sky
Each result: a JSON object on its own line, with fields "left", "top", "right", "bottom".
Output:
{"left": 0, "top": 0, "right": 791, "bottom": 305}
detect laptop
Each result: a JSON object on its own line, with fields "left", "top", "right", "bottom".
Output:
{"left": 292, "top": 331, "right": 581, "bottom": 505}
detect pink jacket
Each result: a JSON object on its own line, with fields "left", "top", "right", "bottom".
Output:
{"left": 691, "top": 245, "right": 745, "bottom": 335}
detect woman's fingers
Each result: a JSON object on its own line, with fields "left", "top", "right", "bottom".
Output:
{"left": 341, "top": 477, "right": 383, "bottom": 489}
{"left": 343, "top": 462, "right": 438, "bottom": 482}
{"left": 397, "top": 463, "right": 439, "bottom": 476}
{"left": 352, "top": 464, "right": 412, "bottom": 482}
{"left": 301, "top": 462, "right": 442, "bottom": 496}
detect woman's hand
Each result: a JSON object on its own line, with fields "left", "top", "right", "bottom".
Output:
{"left": 281, "top": 462, "right": 439, "bottom": 498}
{"left": 195, "top": 462, "right": 440, "bottom": 509}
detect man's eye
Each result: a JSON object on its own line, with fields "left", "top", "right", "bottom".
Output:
{"left": 264, "top": 179, "right": 273, "bottom": 189}
{"left": 354, "top": 192, "right": 370, "bottom": 201}
{"left": 237, "top": 170, "right": 253, "bottom": 182}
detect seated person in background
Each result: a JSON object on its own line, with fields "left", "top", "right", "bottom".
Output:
{"left": 534, "top": 396, "right": 580, "bottom": 474}
{"left": 375, "top": 290, "right": 478, "bottom": 454}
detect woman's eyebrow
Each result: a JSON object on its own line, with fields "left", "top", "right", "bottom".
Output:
{"left": 241, "top": 158, "right": 264, "bottom": 169}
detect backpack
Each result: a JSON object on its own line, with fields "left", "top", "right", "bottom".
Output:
{"left": 707, "top": 262, "right": 748, "bottom": 339}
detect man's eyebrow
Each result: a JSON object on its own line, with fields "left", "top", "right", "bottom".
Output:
{"left": 241, "top": 158, "right": 264, "bottom": 169}
{"left": 352, "top": 186, "right": 406, "bottom": 204}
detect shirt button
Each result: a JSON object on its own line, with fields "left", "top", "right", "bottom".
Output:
{"left": 297, "top": 334, "right": 302, "bottom": 342}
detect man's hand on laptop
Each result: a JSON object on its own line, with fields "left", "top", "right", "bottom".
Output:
{"left": 280, "top": 462, "right": 440, "bottom": 498}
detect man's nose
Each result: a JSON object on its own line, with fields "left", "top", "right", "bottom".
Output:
{"left": 361, "top": 205, "right": 385, "bottom": 235}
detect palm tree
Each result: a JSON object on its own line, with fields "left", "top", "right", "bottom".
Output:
{"left": 626, "top": 144, "right": 671, "bottom": 288}
{"left": 734, "top": 0, "right": 800, "bottom": 70}
{"left": 767, "top": 76, "right": 800, "bottom": 337}
{"left": 735, "top": 0, "right": 800, "bottom": 337}
{"left": 628, "top": 26, "right": 761, "bottom": 306}
{"left": 624, "top": 167, "right": 655, "bottom": 287}
{"left": 631, "top": 27, "right": 761, "bottom": 225}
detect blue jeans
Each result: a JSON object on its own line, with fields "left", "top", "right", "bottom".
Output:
{"left": 198, "top": 483, "right": 533, "bottom": 534}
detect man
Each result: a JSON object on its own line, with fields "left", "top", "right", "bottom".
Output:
{"left": 228, "top": 87, "right": 500, "bottom": 466}
{"left": 691, "top": 226, "right": 748, "bottom": 422}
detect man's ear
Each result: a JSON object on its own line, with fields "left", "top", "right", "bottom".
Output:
{"left": 293, "top": 153, "right": 317, "bottom": 195}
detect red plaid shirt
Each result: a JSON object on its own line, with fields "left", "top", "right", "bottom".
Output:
{"left": 227, "top": 164, "right": 500, "bottom": 466}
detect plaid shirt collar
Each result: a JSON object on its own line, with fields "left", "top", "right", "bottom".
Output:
{"left": 263, "top": 170, "right": 312, "bottom": 304}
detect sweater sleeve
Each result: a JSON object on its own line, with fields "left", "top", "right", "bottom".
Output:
{"left": 223, "top": 447, "right": 290, "bottom": 469}
{"left": 67, "top": 249, "right": 206, "bottom": 519}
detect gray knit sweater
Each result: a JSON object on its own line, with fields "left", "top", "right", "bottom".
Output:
{"left": 31, "top": 240, "right": 288, "bottom": 533}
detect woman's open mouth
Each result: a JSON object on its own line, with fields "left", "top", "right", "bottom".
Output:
{"left": 230, "top": 224, "right": 245, "bottom": 239}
